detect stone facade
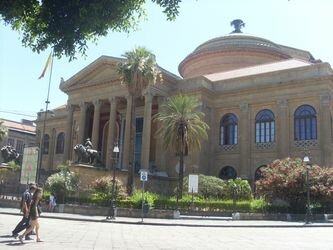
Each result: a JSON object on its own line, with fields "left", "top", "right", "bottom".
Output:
{"left": 35, "top": 31, "right": 333, "bottom": 190}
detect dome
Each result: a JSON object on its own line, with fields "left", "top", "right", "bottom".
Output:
{"left": 178, "top": 33, "right": 291, "bottom": 78}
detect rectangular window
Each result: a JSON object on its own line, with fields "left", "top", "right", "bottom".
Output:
{"left": 134, "top": 117, "right": 143, "bottom": 173}
{"left": 234, "top": 125, "right": 238, "bottom": 144}
{"left": 16, "top": 140, "right": 24, "bottom": 153}
{"left": 255, "top": 123, "right": 260, "bottom": 143}
{"left": 7, "top": 138, "right": 15, "bottom": 146}
{"left": 271, "top": 122, "right": 275, "bottom": 142}
{"left": 260, "top": 123, "right": 265, "bottom": 142}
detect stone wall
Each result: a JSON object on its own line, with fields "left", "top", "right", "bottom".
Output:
{"left": 70, "top": 164, "right": 177, "bottom": 195}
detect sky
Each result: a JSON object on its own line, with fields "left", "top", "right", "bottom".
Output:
{"left": 0, "top": 0, "right": 332, "bottom": 122}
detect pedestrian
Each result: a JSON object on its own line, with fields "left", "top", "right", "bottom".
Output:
{"left": 19, "top": 187, "right": 43, "bottom": 243}
{"left": 12, "top": 183, "right": 36, "bottom": 239}
{"left": 48, "top": 193, "right": 56, "bottom": 212}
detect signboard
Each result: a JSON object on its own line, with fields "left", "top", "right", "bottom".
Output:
{"left": 140, "top": 170, "right": 148, "bottom": 182}
{"left": 188, "top": 174, "right": 199, "bottom": 193}
{"left": 20, "top": 147, "right": 39, "bottom": 184}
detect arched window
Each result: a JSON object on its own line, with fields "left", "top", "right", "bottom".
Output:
{"left": 255, "top": 109, "right": 275, "bottom": 143}
{"left": 42, "top": 134, "right": 50, "bottom": 154}
{"left": 294, "top": 105, "right": 317, "bottom": 140}
{"left": 219, "top": 166, "right": 237, "bottom": 180}
{"left": 220, "top": 114, "right": 238, "bottom": 145}
{"left": 56, "top": 132, "right": 65, "bottom": 154}
{"left": 254, "top": 165, "right": 267, "bottom": 181}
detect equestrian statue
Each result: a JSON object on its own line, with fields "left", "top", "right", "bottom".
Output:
{"left": 1, "top": 145, "right": 21, "bottom": 164}
{"left": 74, "top": 138, "right": 100, "bottom": 165}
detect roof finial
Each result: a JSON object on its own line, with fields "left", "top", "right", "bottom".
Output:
{"left": 230, "top": 19, "right": 245, "bottom": 33}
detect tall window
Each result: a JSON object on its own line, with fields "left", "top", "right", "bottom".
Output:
{"left": 56, "top": 132, "right": 65, "bottom": 154}
{"left": 16, "top": 140, "right": 24, "bottom": 153}
{"left": 220, "top": 114, "right": 238, "bottom": 145}
{"left": 219, "top": 166, "right": 237, "bottom": 180}
{"left": 42, "top": 134, "right": 50, "bottom": 154}
{"left": 294, "top": 105, "right": 317, "bottom": 140}
{"left": 134, "top": 117, "right": 143, "bottom": 173}
{"left": 255, "top": 109, "right": 275, "bottom": 143}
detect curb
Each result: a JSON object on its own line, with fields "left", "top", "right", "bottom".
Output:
{"left": 1, "top": 211, "right": 333, "bottom": 228}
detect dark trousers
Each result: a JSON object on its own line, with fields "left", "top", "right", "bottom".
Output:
{"left": 12, "top": 216, "right": 32, "bottom": 235}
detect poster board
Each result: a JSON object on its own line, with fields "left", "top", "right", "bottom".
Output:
{"left": 20, "top": 147, "right": 39, "bottom": 184}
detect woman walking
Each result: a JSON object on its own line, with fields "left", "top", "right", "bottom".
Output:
{"left": 19, "top": 187, "right": 43, "bottom": 243}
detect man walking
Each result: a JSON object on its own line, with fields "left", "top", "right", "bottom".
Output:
{"left": 12, "top": 183, "right": 37, "bottom": 239}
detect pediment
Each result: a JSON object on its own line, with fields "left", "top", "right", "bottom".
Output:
{"left": 60, "top": 56, "right": 123, "bottom": 92}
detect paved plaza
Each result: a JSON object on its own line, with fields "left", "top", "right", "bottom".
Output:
{"left": 0, "top": 212, "right": 333, "bottom": 250}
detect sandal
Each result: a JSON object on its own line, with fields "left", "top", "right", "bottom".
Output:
{"left": 37, "top": 238, "right": 43, "bottom": 242}
{"left": 18, "top": 235, "right": 24, "bottom": 244}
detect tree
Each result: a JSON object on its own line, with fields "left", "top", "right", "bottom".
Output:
{"left": 154, "top": 94, "right": 209, "bottom": 199}
{"left": 117, "top": 46, "right": 162, "bottom": 195}
{"left": 0, "top": 121, "right": 7, "bottom": 142}
{"left": 0, "top": 0, "right": 182, "bottom": 60}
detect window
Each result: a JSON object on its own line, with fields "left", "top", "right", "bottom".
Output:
{"left": 255, "top": 109, "right": 275, "bottom": 143}
{"left": 134, "top": 117, "right": 143, "bottom": 173}
{"left": 220, "top": 114, "right": 238, "bottom": 145}
{"left": 294, "top": 105, "right": 317, "bottom": 140}
{"left": 219, "top": 166, "right": 237, "bottom": 180}
{"left": 7, "top": 138, "right": 14, "bottom": 147}
{"left": 16, "top": 140, "right": 24, "bottom": 153}
{"left": 254, "top": 165, "right": 267, "bottom": 181}
{"left": 56, "top": 132, "right": 65, "bottom": 154}
{"left": 42, "top": 134, "right": 50, "bottom": 154}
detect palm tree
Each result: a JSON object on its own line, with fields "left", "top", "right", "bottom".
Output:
{"left": 118, "top": 47, "right": 162, "bottom": 195}
{"left": 154, "top": 94, "right": 209, "bottom": 200}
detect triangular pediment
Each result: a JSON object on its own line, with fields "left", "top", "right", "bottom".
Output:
{"left": 60, "top": 56, "right": 124, "bottom": 92}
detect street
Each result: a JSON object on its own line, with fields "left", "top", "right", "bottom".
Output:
{"left": 0, "top": 213, "right": 333, "bottom": 250}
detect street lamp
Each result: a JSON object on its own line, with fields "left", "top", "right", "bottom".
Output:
{"left": 107, "top": 142, "right": 119, "bottom": 220}
{"left": 303, "top": 153, "right": 312, "bottom": 224}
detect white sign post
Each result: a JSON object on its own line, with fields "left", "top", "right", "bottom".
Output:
{"left": 20, "top": 147, "right": 39, "bottom": 184}
{"left": 188, "top": 174, "right": 199, "bottom": 193}
{"left": 140, "top": 169, "right": 148, "bottom": 222}
{"left": 188, "top": 174, "right": 199, "bottom": 209}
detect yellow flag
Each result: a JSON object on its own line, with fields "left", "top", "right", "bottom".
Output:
{"left": 38, "top": 53, "right": 52, "bottom": 79}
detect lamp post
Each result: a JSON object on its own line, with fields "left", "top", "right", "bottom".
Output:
{"left": 303, "top": 154, "right": 312, "bottom": 224}
{"left": 107, "top": 143, "right": 119, "bottom": 220}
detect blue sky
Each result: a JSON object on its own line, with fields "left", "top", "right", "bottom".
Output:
{"left": 1, "top": 0, "right": 332, "bottom": 122}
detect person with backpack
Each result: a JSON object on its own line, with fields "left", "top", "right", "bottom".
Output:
{"left": 12, "top": 183, "right": 37, "bottom": 239}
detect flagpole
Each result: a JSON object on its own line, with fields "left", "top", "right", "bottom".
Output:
{"left": 36, "top": 51, "right": 54, "bottom": 184}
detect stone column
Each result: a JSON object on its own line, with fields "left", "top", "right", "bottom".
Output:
{"left": 91, "top": 100, "right": 102, "bottom": 150}
{"left": 154, "top": 96, "right": 166, "bottom": 172}
{"left": 319, "top": 94, "right": 332, "bottom": 167}
{"left": 106, "top": 97, "right": 118, "bottom": 169}
{"left": 64, "top": 104, "right": 74, "bottom": 162}
{"left": 78, "top": 102, "right": 87, "bottom": 144}
{"left": 48, "top": 128, "right": 56, "bottom": 169}
{"left": 239, "top": 102, "right": 249, "bottom": 178}
{"left": 123, "top": 95, "right": 133, "bottom": 170}
{"left": 141, "top": 92, "right": 153, "bottom": 169}
{"left": 277, "top": 99, "right": 289, "bottom": 159}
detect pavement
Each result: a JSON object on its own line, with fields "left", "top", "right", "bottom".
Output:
{"left": 1, "top": 207, "right": 332, "bottom": 228}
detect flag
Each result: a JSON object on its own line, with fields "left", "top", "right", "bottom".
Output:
{"left": 38, "top": 53, "right": 52, "bottom": 79}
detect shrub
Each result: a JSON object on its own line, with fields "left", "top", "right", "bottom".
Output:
{"left": 183, "top": 175, "right": 252, "bottom": 200}
{"left": 45, "top": 162, "right": 79, "bottom": 203}
{"left": 91, "top": 176, "right": 126, "bottom": 205}
{"left": 256, "top": 157, "right": 333, "bottom": 212}
{"left": 128, "top": 190, "right": 159, "bottom": 209}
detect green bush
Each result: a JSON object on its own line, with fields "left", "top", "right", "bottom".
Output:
{"left": 182, "top": 175, "right": 252, "bottom": 200}
{"left": 91, "top": 176, "right": 126, "bottom": 205}
{"left": 128, "top": 190, "right": 159, "bottom": 209}
{"left": 45, "top": 162, "right": 79, "bottom": 203}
